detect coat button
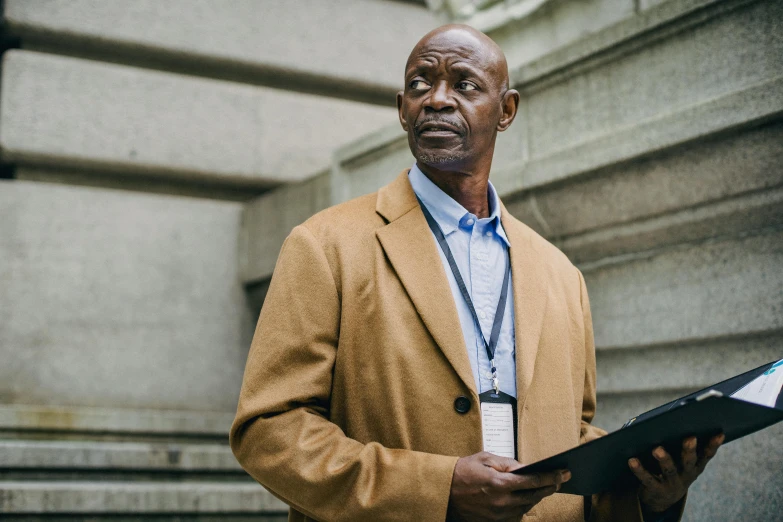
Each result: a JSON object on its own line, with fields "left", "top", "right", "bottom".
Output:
{"left": 454, "top": 396, "right": 471, "bottom": 414}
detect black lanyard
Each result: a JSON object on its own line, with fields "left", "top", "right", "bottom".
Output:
{"left": 417, "top": 197, "right": 511, "bottom": 394}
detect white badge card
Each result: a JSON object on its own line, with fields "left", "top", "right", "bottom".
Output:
{"left": 479, "top": 391, "right": 517, "bottom": 459}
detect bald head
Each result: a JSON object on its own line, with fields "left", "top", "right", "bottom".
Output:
{"left": 397, "top": 24, "right": 519, "bottom": 175}
{"left": 406, "top": 24, "right": 510, "bottom": 91}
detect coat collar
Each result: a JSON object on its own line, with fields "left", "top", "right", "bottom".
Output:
{"left": 375, "top": 170, "right": 548, "bottom": 406}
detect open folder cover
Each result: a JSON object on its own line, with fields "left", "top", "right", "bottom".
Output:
{"left": 514, "top": 359, "right": 783, "bottom": 496}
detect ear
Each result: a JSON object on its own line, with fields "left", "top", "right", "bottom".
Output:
{"left": 396, "top": 91, "right": 409, "bottom": 131}
{"left": 497, "top": 89, "right": 519, "bottom": 132}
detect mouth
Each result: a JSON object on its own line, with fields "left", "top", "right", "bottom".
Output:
{"left": 416, "top": 121, "right": 462, "bottom": 138}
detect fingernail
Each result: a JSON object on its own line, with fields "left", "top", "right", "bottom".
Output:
{"left": 718, "top": 433, "right": 725, "bottom": 443}
{"left": 654, "top": 447, "right": 666, "bottom": 458}
{"left": 687, "top": 437, "right": 697, "bottom": 449}
{"left": 629, "top": 458, "right": 639, "bottom": 469}
{"left": 561, "top": 470, "right": 571, "bottom": 482}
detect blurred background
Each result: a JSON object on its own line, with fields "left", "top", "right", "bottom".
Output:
{"left": 0, "top": 0, "right": 780, "bottom": 520}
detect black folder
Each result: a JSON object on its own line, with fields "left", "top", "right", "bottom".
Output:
{"left": 513, "top": 360, "right": 783, "bottom": 496}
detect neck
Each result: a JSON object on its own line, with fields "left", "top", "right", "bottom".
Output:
{"left": 417, "top": 162, "right": 491, "bottom": 218}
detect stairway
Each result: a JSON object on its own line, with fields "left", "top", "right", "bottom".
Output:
{"left": 0, "top": 438, "right": 287, "bottom": 520}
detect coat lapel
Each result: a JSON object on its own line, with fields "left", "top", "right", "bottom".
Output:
{"left": 375, "top": 171, "right": 478, "bottom": 397}
{"left": 501, "top": 203, "right": 549, "bottom": 412}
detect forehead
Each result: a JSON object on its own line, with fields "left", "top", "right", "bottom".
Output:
{"left": 406, "top": 30, "right": 495, "bottom": 75}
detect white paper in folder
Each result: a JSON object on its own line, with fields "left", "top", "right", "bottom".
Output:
{"left": 731, "top": 359, "right": 783, "bottom": 408}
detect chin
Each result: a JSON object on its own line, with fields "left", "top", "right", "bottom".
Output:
{"left": 416, "top": 149, "right": 470, "bottom": 168}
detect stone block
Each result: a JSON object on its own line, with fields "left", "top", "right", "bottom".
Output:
{"left": 0, "top": 481, "right": 287, "bottom": 514}
{"left": 239, "top": 172, "right": 331, "bottom": 284}
{"left": 339, "top": 130, "right": 414, "bottom": 203}
{"left": 3, "top": 0, "right": 440, "bottom": 103}
{"left": 0, "top": 440, "right": 240, "bottom": 471}
{"left": 490, "top": 0, "right": 634, "bottom": 69}
{"left": 504, "top": 122, "right": 783, "bottom": 261}
{"left": 524, "top": 0, "right": 782, "bottom": 159}
{"left": 584, "top": 230, "right": 783, "bottom": 350}
{"left": 0, "top": 180, "right": 252, "bottom": 412}
{"left": 0, "top": 404, "right": 234, "bottom": 437}
{"left": 596, "top": 332, "right": 783, "bottom": 395}
{"left": 495, "top": 74, "right": 783, "bottom": 197}
{"left": 240, "top": 124, "right": 414, "bottom": 285}
{"left": 0, "top": 50, "right": 397, "bottom": 187}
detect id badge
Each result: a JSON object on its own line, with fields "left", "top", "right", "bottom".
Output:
{"left": 479, "top": 390, "right": 518, "bottom": 459}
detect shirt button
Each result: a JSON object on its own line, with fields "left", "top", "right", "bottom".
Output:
{"left": 454, "top": 396, "right": 471, "bottom": 414}
{"left": 466, "top": 218, "right": 474, "bottom": 226}
{"left": 478, "top": 310, "right": 486, "bottom": 319}
{"left": 483, "top": 370, "right": 493, "bottom": 379}
{"left": 486, "top": 231, "right": 492, "bottom": 237}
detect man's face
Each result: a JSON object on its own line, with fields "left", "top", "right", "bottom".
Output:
{"left": 397, "top": 29, "right": 512, "bottom": 172}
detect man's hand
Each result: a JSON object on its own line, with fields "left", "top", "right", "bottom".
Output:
{"left": 629, "top": 433, "right": 724, "bottom": 513}
{"left": 446, "top": 451, "right": 570, "bottom": 522}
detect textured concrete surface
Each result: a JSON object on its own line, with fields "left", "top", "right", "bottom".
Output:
{"left": 559, "top": 185, "right": 783, "bottom": 266}
{"left": 0, "top": 181, "right": 252, "bottom": 412}
{"left": 0, "top": 482, "right": 287, "bottom": 514}
{"left": 491, "top": 0, "right": 634, "bottom": 69}
{"left": 0, "top": 404, "right": 234, "bottom": 436}
{"left": 505, "top": 122, "right": 783, "bottom": 241}
{"left": 3, "top": 513, "right": 288, "bottom": 522}
{"left": 596, "top": 332, "right": 783, "bottom": 395}
{"left": 239, "top": 172, "right": 331, "bottom": 284}
{"left": 3, "top": 0, "right": 440, "bottom": 103}
{"left": 524, "top": 0, "right": 783, "bottom": 159}
{"left": 0, "top": 50, "right": 397, "bottom": 186}
{"left": 496, "top": 75, "right": 783, "bottom": 196}
{"left": 585, "top": 230, "right": 783, "bottom": 349}
{"left": 0, "top": 440, "right": 240, "bottom": 470}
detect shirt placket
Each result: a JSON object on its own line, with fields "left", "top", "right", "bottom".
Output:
{"left": 470, "top": 220, "right": 496, "bottom": 392}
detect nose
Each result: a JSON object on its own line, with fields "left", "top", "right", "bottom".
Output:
{"left": 425, "top": 80, "right": 456, "bottom": 112}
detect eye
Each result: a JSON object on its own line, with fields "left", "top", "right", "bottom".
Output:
{"left": 409, "top": 79, "right": 430, "bottom": 91}
{"left": 457, "top": 81, "right": 477, "bottom": 91}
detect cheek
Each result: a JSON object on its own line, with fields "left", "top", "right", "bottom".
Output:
{"left": 466, "top": 104, "right": 500, "bottom": 136}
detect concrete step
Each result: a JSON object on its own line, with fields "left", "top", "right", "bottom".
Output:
{"left": 0, "top": 440, "right": 241, "bottom": 471}
{"left": 0, "top": 481, "right": 287, "bottom": 515}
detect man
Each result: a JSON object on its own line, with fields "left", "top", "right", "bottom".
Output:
{"left": 230, "top": 25, "right": 723, "bottom": 522}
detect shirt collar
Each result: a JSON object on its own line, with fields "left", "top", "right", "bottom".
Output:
{"left": 408, "top": 163, "right": 509, "bottom": 246}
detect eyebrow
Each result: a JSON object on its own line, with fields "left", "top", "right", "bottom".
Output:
{"left": 405, "top": 60, "right": 486, "bottom": 82}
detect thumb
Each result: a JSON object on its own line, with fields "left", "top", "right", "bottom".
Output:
{"left": 481, "top": 451, "right": 523, "bottom": 473}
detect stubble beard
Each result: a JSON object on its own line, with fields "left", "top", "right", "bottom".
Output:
{"left": 415, "top": 145, "right": 470, "bottom": 168}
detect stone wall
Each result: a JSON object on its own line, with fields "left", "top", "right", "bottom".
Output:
{"left": 241, "top": 1, "right": 783, "bottom": 519}
{"left": 0, "top": 1, "right": 440, "bottom": 519}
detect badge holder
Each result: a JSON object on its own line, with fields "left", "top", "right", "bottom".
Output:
{"left": 479, "top": 389, "right": 518, "bottom": 460}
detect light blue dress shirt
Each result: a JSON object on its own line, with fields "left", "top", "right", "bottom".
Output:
{"left": 409, "top": 164, "right": 517, "bottom": 398}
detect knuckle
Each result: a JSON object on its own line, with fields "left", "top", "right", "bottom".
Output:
{"left": 489, "top": 475, "right": 506, "bottom": 490}
{"left": 488, "top": 499, "right": 507, "bottom": 515}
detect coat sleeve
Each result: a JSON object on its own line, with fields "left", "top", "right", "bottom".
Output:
{"left": 576, "top": 269, "right": 686, "bottom": 522}
{"left": 229, "top": 224, "right": 459, "bottom": 522}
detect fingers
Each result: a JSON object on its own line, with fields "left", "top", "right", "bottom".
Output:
{"left": 680, "top": 436, "right": 698, "bottom": 472}
{"left": 501, "top": 469, "right": 571, "bottom": 493}
{"left": 652, "top": 446, "right": 679, "bottom": 479}
{"left": 628, "top": 457, "right": 660, "bottom": 489}
{"left": 697, "top": 433, "right": 724, "bottom": 471}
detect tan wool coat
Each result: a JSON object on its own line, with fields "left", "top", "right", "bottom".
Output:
{"left": 230, "top": 170, "right": 651, "bottom": 522}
